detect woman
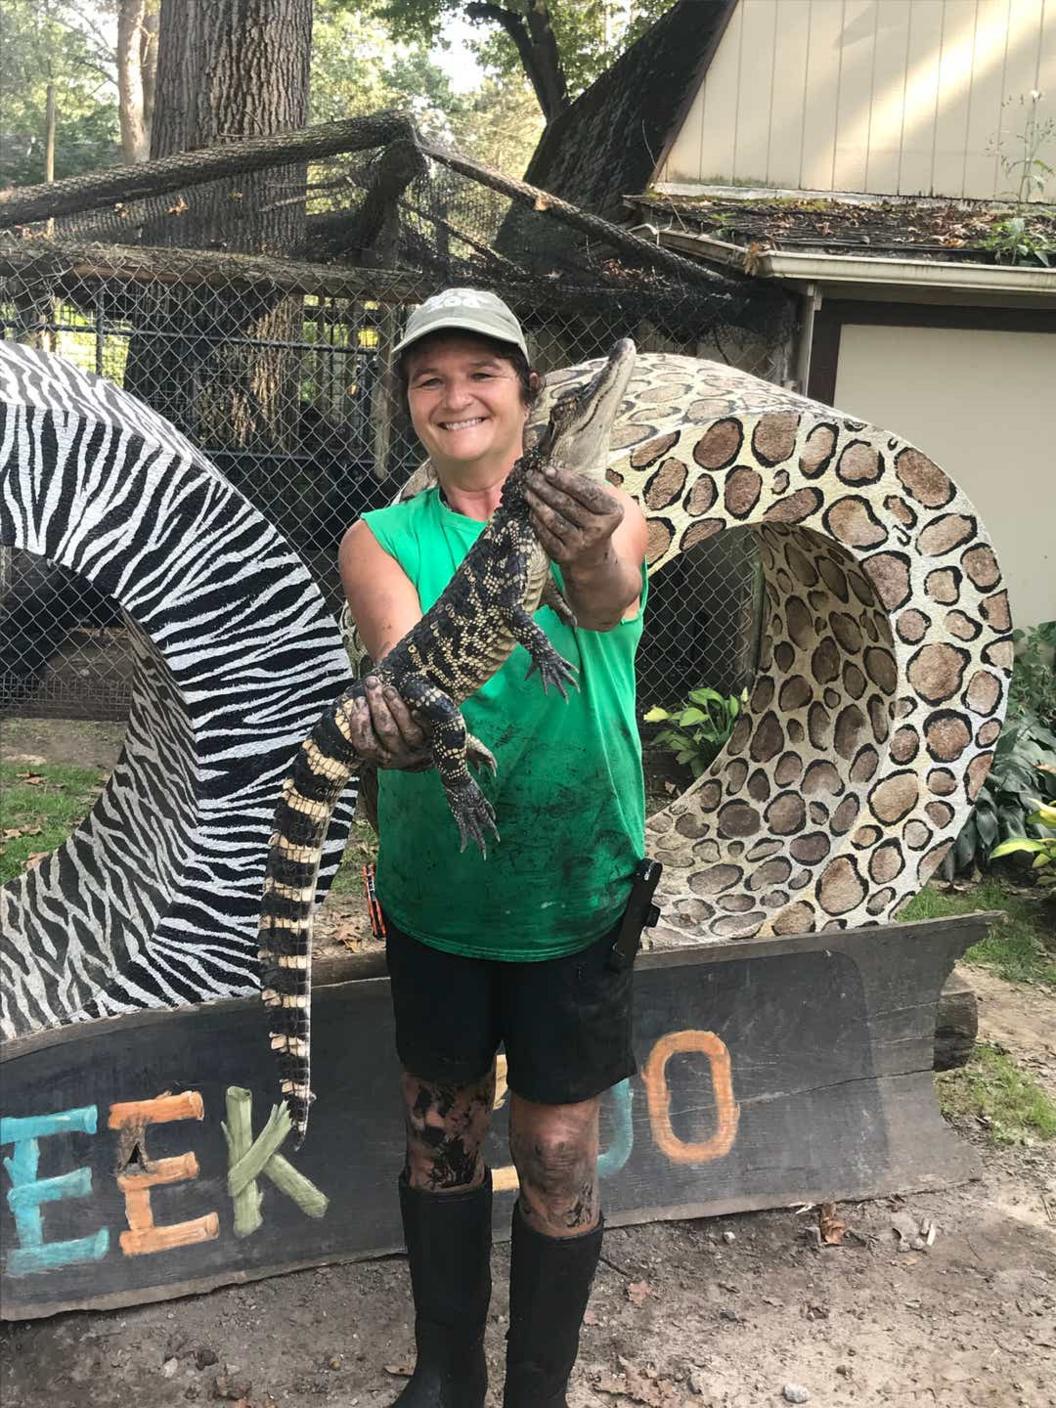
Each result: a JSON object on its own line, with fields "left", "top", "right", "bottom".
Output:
{"left": 339, "top": 289, "right": 648, "bottom": 1408}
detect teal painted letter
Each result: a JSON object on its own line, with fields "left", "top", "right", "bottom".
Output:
{"left": 1, "top": 1106, "right": 110, "bottom": 1276}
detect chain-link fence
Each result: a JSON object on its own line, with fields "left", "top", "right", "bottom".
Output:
{"left": 1, "top": 131, "right": 794, "bottom": 725}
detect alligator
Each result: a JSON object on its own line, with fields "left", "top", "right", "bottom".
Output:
{"left": 259, "top": 337, "right": 637, "bottom": 1144}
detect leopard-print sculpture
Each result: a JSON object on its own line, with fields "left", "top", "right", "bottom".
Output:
{"left": 388, "top": 351, "right": 1011, "bottom": 941}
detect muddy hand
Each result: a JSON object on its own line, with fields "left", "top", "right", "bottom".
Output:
{"left": 350, "top": 678, "right": 432, "bottom": 770}
{"left": 524, "top": 465, "right": 624, "bottom": 569}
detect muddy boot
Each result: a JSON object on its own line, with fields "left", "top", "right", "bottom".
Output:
{"left": 393, "top": 1169, "right": 492, "bottom": 1407}
{"left": 503, "top": 1201, "right": 603, "bottom": 1408}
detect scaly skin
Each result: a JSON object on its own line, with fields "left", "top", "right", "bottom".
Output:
{"left": 259, "top": 338, "right": 636, "bottom": 1144}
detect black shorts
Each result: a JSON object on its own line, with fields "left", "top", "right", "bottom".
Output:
{"left": 384, "top": 914, "right": 636, "bottom": 1106}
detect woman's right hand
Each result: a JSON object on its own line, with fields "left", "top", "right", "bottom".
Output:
{"left": 348, "top": 676, "right": 432, "bottom": 771}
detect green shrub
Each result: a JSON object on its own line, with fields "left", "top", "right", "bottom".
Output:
{"left": 946, "top": 621, "right": 1056, "bottom": 877}
{"left": 946, "top": 709, "right": 1056, "bottom": 876}
{"left": 1008, "top": 620, "right": 1056, "bottom": 724}
{"left": 643, "top": 687, "right": 743, "bottom": 778}
{"left": 991, "top": 797, "right": 1056, "bottom": 887}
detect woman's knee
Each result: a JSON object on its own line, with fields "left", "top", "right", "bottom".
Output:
{"left": 509, "top": 1096, "right": 600, "bottom": 1231}
{"left": 401, "top": 1068, "right": 495, "bottom": 1190}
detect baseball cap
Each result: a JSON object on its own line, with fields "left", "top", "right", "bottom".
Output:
{"left": 393, "top": 288, "right": 528, "bottom": 360}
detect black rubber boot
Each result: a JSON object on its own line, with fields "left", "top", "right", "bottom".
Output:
{"left": 503, "top": 1201, "right": 604, "bottom": 1408}
{"left": 393, "top": 1170, "right": 492, "bottom": 1407}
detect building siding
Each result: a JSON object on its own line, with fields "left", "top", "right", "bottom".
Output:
{"left": 832, "top": 321, "right": 1055, "bottom": 627}
{"left": 660, "top": 0, "right": 1054, "bottom": 199}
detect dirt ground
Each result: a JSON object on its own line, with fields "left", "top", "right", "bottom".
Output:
{"left": 2, "top": 721, "right": 1055, "bottom": 1406}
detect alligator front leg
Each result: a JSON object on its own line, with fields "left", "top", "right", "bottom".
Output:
{"left": 399, "top": 673, "right": 499, "bottom": 855}
{"left": 496, "top": 552, "right": 578, "bottom": 697}
{"left": 541, "top": 573, "right": 577, "bottom": 628}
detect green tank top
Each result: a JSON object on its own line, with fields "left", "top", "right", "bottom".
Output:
{"left": 361, "top": 485, "right": 647, "bottom": 961}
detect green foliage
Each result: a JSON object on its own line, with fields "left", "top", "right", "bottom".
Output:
{"left": 376, "top": 0, "right": 677, "bottom": 107}
{"left": 1008, "top": 621, "right": 1056, "bottom": 724}
{"left": 643, "top": 686, "right": 742, "bottom": 779}
{"left": 982, "top": 214, "right": 1052, "bottom": 267}
{"left": 448, "top": 76, "right": 543, "bottom": 176}
{"left": 947, "top": 708, "right": 1056, "bottom": 877}
{"left": 0, "top": 0, "right": 119, "bottom": 186}
{"left": 310, "top": 0, "right": 462, "bottom": 139}
{"left": 937, "top": 1042, "right": 1056, "bottom": 1146}
{"left": 989, "top": 90, "right": 1055, "bottom": 204}
{"left": 899, "top": 879, "right": 1056, "bottom": 987}
{"left": 0, "top": 761, "right": 106, "bottom": 884}
{"left": 991, "top": 797, "right": 1056, "bottom": 887}
{"left": 946, "top": 622, "right": 1056, "bottom": 878}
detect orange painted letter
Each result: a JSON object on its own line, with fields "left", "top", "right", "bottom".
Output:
{"left": 643, "top": 1031, "right": 740, "bottom": 1164}
{"left": 108, "top": 1093, "right": 219, "bottom": 1255}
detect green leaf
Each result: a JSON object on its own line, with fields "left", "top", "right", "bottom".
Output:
{"left": 976, "top": 809, "right": 1000, "bottom": 853}
{"left": 677, "top": 707, "right": 706, "bottom": 727}
{"left": 991, "top": 837, "right": 1040, "bottom": 859}
{"left": 642, "top": 706, "right": 670, "bottom": 723}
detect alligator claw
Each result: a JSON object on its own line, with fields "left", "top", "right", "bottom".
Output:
{"left": 466, "top": 733, "right": 499, "bottom": 776}
{"left": 526, "top": 653, "right": 578, "bottom": 699}
{"left": 449, "top": 781, "right": 500, "bottom": 857}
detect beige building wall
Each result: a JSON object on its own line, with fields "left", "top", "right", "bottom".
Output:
{"left": 831, "top": 321, "right": 1054, "bottom": 628}
{"left": 661, "top": 0, "right": 1054, "bottom": 199}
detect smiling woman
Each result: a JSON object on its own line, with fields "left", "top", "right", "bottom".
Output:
{"left": 335, "top": 289, "right": 649, "bottom": 1408}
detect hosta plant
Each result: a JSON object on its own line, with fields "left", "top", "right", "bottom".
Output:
{"left": 945, "top": 711, "right": 1056, "bottom": 876}
{"left": 991, "top": 794, "right": 1056, "bottom": 887}
{"left": 643, "top": 687, "right": 743, "bottom": 778}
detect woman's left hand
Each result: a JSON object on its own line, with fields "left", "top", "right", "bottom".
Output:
{"left": 524, "top": 465, "right": 624, "bottom": 568}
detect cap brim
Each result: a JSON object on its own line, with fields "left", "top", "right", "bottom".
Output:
{"left": 393, "top": 316, "right": 528, "bottom": 360}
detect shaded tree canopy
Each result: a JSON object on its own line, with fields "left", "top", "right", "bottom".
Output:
{"left": 375, "top": 0, "right": 678, "bottom": 123}
{"left": 0, "top": 0, "right": 120, "bottom": 186}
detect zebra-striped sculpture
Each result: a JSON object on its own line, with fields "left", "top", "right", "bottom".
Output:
{"left": 0, "top": 344, "right": 355, "bottom": 1038}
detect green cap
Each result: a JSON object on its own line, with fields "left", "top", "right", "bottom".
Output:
{"left": 394, "top": 288, "right": 528, "bottom": 360}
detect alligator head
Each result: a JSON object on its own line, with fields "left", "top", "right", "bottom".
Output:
{"left": 536, "top": 337, "right": 637, "bottom": 474}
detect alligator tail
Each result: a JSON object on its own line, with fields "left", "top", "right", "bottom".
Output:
{"left": 259, "top": 694, "right": 360, "bottom": 1147}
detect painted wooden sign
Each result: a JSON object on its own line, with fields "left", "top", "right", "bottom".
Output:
{"left": 1, "top": 916, "right": 985, "bottom": 1320}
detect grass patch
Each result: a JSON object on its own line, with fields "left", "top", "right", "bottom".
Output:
{"left": 900, "top": 879, "right": 1056, "bottom": 987}
{"left": 938, "top": 1042, "right": 1056, "bottom": 1145}
{"left": 0, "top": 761, "right": 107, "bottom": 884}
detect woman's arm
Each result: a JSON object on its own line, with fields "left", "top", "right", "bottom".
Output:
{"left": 524, "top": 468, "right": 648, "bottom": 631}
{"left": 337, "top": 520, "right": 431, "bottom": 769}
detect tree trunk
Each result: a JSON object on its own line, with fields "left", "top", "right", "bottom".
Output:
{"left": 141, "top": 6, "right": 159, "bottom": 140}
{"left": 118, "top": 0, "right": 151, "bottom": 162}
{"left": 124, "top": 0, "right": 314, "bottom": 534}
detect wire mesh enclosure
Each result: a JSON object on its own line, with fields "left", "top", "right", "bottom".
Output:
{"left": 1, "top": 127, "right": 793, "bottom": 723}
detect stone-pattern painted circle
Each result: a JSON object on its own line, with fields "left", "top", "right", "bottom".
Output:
{"left": 524, "top": 353, "right": 1008, "bottom": 940}
{"left": 0, "top": 345, "right": 355, "bottom": 1038}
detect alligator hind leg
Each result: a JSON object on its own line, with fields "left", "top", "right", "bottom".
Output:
{"left": 399, "top": 673, "right": 499, "bottom": 854}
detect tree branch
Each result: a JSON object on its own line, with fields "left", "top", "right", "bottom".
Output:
{"left": 0, "top": 112, "right": 420, "bottom": 228}
{"left": 422, "top": 139, "right": 747, "bottom": 295}
{"left": 465, "top": 2, "right": 560, "bottom": 123}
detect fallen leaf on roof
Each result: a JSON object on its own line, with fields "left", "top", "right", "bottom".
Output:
{"left": 626, "top": 1279, "right": 654, "bottom": 1306}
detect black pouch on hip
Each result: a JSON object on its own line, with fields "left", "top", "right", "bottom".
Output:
{"left": 607, "top": 858, "right": 663, "bottom": 973}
